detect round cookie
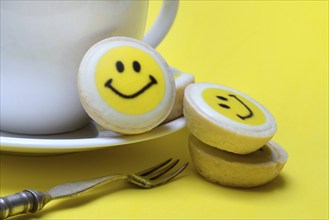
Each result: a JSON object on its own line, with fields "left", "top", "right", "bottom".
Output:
{"left": 184, "top": 83, "right": 277, "bottom": 154}
{"left": 163, "top": 70, "right": 195, "bottom": 123}
{"left": 189, "top": 134, "right": 288, "bottom": 188}
{"left": 78, "top": 37, "right": 175, "bottom": 134}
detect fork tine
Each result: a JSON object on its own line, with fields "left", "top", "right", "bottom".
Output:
{"left": 148, "top": 159, "right": 179, "bottom": 180}
{"left": 136, "top": 158, "right": 172, "bottom": 176}
{"left": 149, "top": 162, "right": 189, "bottom": 188}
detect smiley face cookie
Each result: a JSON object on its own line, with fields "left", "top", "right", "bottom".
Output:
{"left": 184, "top": 83, "right": 277, "bottom": 154}
{"left": 78, "top": 37, "right": 175, "bottom": 134}
{"left": 189, "top": 135, "right": 288, "bottom": 187}
{"left": 163, "top": 70, "right": 195, "bottom": 123}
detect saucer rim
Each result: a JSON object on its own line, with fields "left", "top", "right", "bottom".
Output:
{"left": 0, "top": 117, "right": 186, "bottom": 154}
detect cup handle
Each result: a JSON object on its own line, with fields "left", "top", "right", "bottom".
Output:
{"left": 142, "top": 0, "right": 179, "bottom": 48}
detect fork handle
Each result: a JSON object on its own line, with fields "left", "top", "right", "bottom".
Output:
{"left": 0, "top": 190, "right": 50, "bottom": 219}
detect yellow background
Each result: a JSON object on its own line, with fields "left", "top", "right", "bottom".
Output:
{"left": 1, "top": 1, "right": 328, "bottom": 219}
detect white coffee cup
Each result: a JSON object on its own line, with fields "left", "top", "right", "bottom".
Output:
{"left": 0, "top": 0, "right": 178, "bottom": 135}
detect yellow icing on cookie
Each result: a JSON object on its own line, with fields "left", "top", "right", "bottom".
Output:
{"left": 95, "top": 46, "right": 165, "bottom": 115}
{"left": 202, "top": 88, "right": 266, "bottom": 126}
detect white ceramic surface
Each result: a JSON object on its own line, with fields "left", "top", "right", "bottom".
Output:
{"left": 0, "top": 0, "right": 178, "bottom": 135}
{"left": 0, "top": 117, "right": 186, "bottom": 155}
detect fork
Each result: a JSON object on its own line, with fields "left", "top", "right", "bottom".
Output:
{"left": 0, "top": 158, "right": 188, "bottom": 219}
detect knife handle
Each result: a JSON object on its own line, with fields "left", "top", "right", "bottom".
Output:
{"left": 0, "top": 190, "right": 50, "bottom": 219}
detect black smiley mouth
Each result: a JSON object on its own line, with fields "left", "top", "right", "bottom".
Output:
{"left": 217, "top": 94, "right": 254, "bottom": 120}
{"left": 104, "top": 75, "right": 157, "bottom": 99}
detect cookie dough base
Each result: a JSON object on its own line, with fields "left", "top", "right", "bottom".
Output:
{"left": 184, "top": 96, "right": 275, "bottom": 154}
{"left": 189, "top": 135, "right": 288, "bottom": 188}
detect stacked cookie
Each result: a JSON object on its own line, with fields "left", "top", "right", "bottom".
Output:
{"left": 163, "top": 68, "right": 195, "bottom": 123}
{"left": 184, "top": 83, "right": 288, "bottom": 187}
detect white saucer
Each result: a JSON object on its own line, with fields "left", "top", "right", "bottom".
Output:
{"left": 0, "top": 117, "right": 186, "bottom": 155}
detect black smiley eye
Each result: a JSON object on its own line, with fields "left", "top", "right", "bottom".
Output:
{"left": 216, "top": 96, "right": 230, "bottom": 109}
{"left": 219, "top": 103, "right": 230, "bottom": 109}
{"left": 133, "top": 61, "right": 141, "bottom": 73}
{"left": 217, "top": 96, "right": 228, "bottom": 101}
{"left": 116, "top": 61, "right": 124, "bottom": 73}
